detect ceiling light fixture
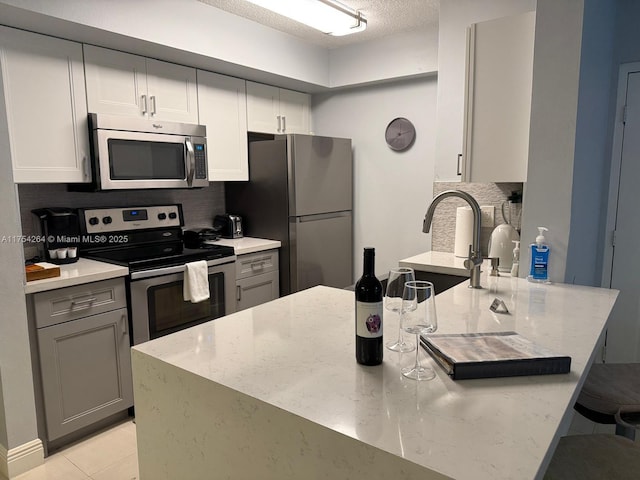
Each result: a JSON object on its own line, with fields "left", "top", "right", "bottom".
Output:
{"left": 244, "top": 0, "right": 367, "bottom": 36}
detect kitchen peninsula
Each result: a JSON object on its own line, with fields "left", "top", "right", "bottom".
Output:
{"left": 131, "top": 273, "right": 618, "bottom": 479}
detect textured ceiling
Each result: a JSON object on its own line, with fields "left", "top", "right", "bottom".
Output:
{"left": 198, "top": 0, "right": 440, "bottom": 49}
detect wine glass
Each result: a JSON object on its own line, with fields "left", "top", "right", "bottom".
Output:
{"left": 384, "top": 267, "right": 416, "bottom": 353}
{"left": 400, "top": 281, "right": 438, "bottom": 381}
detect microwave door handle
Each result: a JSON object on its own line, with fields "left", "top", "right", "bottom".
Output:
{"left": 185, "top": 138, "right": 195, "bottom": 187}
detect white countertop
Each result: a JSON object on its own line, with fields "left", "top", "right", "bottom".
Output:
{"left": 23, "top": 237, "right": 279, "bottom": 293}
{"left": 24, "top": 258, "right": 129, "bottom": 294}
{"left": 213, "top": 236, "right": 281, "bottom": 255}
{"left": 133, "top": 273, "right": 618, "bottom": 479}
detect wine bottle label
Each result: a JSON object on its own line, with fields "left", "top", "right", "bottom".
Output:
{"left": 356, "top": 301, "right": 383, "bottom": 338}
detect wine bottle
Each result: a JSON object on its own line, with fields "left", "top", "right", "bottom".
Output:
{"left": 355, "top": 247, "right": 383, "bottom": 365}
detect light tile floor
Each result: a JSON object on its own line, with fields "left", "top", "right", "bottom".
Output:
{"left": 13, "top": 419, "right": 138, "bottom": 480}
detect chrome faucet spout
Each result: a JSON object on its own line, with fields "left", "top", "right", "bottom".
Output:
{"left": 423, "top": 190, "right": 483, "bottom": 288}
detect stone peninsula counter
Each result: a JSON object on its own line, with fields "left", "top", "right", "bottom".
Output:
{"left": 132, "top": 277, "right": 618, "bottom": 480}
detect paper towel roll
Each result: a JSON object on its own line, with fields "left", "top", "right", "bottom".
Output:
{"left": 454, "top": 206, "right": 474, "bottom": 258}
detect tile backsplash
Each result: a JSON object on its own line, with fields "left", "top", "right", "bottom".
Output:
{"left": 18, "top": 182, "right": 520, "bottom": 260}
{"left": 430, "top": 182, "right": 523, "bottom": 257}
{"left": 19, "top": 183, "right": 226, "bottom": 257}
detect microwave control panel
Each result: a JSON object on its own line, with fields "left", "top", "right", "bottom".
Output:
{"left": 194, "top": 143, "right": 207, "bottom": 179}
{"left": 79, "top": 205, "right": 183, "bottom": 234}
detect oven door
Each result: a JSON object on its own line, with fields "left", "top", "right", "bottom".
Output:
{"left": 129, "top": 260, "right": 236, "bottom": 345}
{"left": 93, "top": 129, "right": 208, "bottom": 190}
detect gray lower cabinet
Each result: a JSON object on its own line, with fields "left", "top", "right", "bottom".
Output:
{"left": 30, "top": 277, "right": 133, "bottom": 443}
{"left": 236, "top": 249, "right": 279, "bottom": 311}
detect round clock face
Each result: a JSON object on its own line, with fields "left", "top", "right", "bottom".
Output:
{"left": 385, "top": 117, "right": 416, "bottom": 151}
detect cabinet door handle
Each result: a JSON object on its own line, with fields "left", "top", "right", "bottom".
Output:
{"left": 282, "top": 115, "right": 286, "bottom": 132}
{"left": 457, "top": 153, "right": 463, "bottom": 176}
{"left": 150, "top": 95, "right": 157, "bottom": 116}
{"left": 236, "top": 285, "right": 241, "bottom": 301}
{"left": 277, "top": 115, "right": 281, "bottom": 133}
{"left": 141, "top": 95, "right": 148, "bottom": 114}
{"left": 121, "top": 314, "right": 128, "bottom": 336}
{"left": 82, "top": 155, "right": 89, "bottom": 180}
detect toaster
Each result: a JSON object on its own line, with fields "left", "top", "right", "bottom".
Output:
{"left": 213, "top": 214, "right": 243, "bottom": 239}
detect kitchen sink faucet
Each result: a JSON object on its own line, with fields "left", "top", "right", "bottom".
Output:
{"left": 423, "top": 190, "right": 483, "bottom": 289}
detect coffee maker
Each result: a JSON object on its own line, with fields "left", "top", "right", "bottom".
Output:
{"left": 32, "top": 208, "right": 80, "bottom": 264}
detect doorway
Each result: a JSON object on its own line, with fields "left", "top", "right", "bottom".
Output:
{"left": 602, "top": 63, "right": 640, "bottom": 363}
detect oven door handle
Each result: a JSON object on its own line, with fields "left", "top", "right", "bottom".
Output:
{"left": 130, "top": 256, "right": 237, "bottom": 280}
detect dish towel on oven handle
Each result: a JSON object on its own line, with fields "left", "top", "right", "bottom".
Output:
{"left": 183, "top": 260, "right": 210, "bottom": 303}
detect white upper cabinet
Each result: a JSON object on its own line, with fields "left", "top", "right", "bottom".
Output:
{"left": 462, "top": 11, "right": 535, "bottom": 183}
{"left": 146, "top": 59, "right": 198, "bottom": 123}
{"left": 246, "top": 81, "right": 310, "bottom": 134}
{"left": 84, "top": 45, "right": 198, "bottom": 123}
{"left": 83, "top": 46, "right": 146, "bottom": 118}
{"left": 0, "top": 26, "right": 90, "bottom": 183}
{"left": 279, "top": 88, "right": 311, "bottom": 134}
{"left": 246, "top": 82, "right": 279, "bottom": 134}
{"left": 197, "top": 70, "right": 248, "bottom": 181}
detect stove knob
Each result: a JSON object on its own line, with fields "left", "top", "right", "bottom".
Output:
{"left": 102, "top": 216, "right": 112, "bottom": 225}
{"left": 158, "top": 213, "right": 167, "bottom": 220}
{"left": 168, "top": 212, "right": 177, "bottom": 219}
{"left": 88, "top": 217, "right": 99, "bottom": 226}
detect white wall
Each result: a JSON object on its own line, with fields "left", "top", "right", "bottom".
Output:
{"left": 565, "top": 0, "right": 616, "bottom": 286}
{"left": 312, "top": 77, "right": 438, "bottom": 278}
{"left": 434, "top": 0, "right": 536, "bottom": 182}
{"left": 520, "top": 0, "right": 584, "bottom": 283}
{"left": 0, "top": 84, "right": 40, "bottom": 454}
{"left": 599, "top": 0, "right": 640, "bottom": 287}
{"left": 328, "top": 27, "right": 438, "bottom": 88}
{"left": 614, "top": 0, "right": 640, "bottom": 64}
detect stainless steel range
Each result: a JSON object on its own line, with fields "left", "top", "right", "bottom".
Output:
{"left": 78, "top": 204, "right": 236, "bottom": 345}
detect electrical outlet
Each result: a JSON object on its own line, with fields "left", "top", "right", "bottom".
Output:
{"left": 481, "top": 205, "right": 495, "bottom": 228}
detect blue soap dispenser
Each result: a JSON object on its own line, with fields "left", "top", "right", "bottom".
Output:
{"left": 528, "top": 227, "right": 550, "bottom": 283}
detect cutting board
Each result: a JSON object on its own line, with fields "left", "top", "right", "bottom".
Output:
{"left": 25, "top": 262, "right": 61, "bottom": 282}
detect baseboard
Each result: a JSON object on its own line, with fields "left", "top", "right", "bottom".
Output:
{"left": 0, "top": 438, "right": 44, "bottom": 479}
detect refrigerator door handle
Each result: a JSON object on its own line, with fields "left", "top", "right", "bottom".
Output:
{"left": 295, "top": 211, "right": 351, "bottom": 223}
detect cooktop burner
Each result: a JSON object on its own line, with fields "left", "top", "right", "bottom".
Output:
{"left": 84, "top": 242, "right": 235, "bottom": 272}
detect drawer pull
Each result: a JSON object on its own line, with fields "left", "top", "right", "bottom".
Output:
{"left": 250, "top": 261, "right": 266, "bottom": 270}
{"left": 70, "top": 297, "right": 97, "bottom": 308}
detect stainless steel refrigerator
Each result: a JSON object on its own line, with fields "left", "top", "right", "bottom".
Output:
{"left": 226, "top": 134, "right": 353, "bottom": 295}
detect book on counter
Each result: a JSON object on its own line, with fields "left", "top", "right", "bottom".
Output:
{"left": 420, "top": 331, "right": 571, "bottom": 380}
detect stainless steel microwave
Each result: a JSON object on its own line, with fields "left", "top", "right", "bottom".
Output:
{"left": 87, "top": 113, "right": 208, "bottom": 190}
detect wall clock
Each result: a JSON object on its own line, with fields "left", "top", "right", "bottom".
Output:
{"left": 385, "top": 117, "right": 416, "bottom": 151}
